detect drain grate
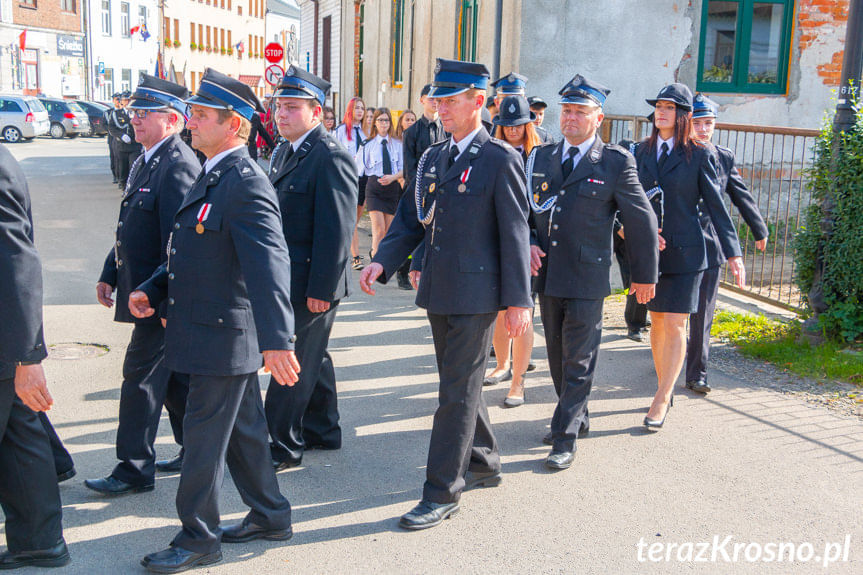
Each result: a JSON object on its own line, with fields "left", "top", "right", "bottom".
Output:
{"left": 48, "top": 343, "right": 110, "bottom": 360}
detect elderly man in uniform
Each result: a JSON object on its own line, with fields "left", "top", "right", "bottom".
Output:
{"left": 85, "top": 75, "right": 199, "bottom": 496}
{"left": 0, "top": 144, "right": 70, "bottom": 569}
{"left": 686, "top": 94, "right": 767, "bottom": 394}
{"left": 528, "top": 75, "right": 659, "bottom": 470}
{"left": 108, "top": 91, "right": 143, "bottom": 190}
{"left": 129, "top": 68, "right": 300, "bottom": 573}
{"left": 265, "top": 66, "right": 357, "bottom": 469}
{"left": 360, "top": 58, "right": 532, "bottom": 530}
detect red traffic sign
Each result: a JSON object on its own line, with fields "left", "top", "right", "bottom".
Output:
{"left": 264, "top": 42, "right": 284, "bottom": 64}
{"left": 265, "top": 64, "right": 285, "bottom": 86}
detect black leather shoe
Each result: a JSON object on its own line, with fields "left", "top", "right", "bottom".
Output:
{"left": 57, "top": 467, "right": 76, "bottom": 483}
{"left": 222, "top": 520, "right": 293, "bottom": 543}
{"left": 0, "top": 540, "right": 70, "bottom": 569}
{"left": 526, "top": 361, "right": 536, "bottom": 372}
{"left": 542, "top": 424, "right": 589, "bottom": 445}
{"left": 303, "top": 441, "right": 341, "bottom": 451}
{"left": 627, "top": 328, "right": 645, "bottom": 342}
{"left": 398, "top": 500, "right": 460, "bottom": 530}
{"left": 463, "top": 469, "right": 502, "bottom": 491}
{"left": 545, "top": 450, "right": 575, "bottom": 470}
{"left": 84, "top": 475, "right": 154, "bottom": 495}
{"left": 273, "top": 457, "right": 302, "bottom": 471}
{"left": 396, "top": 271, "right": 413, "bottom": 290}
{"left": 482, "top": 368, "right": 512, "bottom": 386}
{"left": 141, "top": 546, "right": 222, "bottom": 573}
{"left": 685, "top": 379, "right": 711, "bottom": 394}
{"left": 156, "top": 451, "right": 184, "bottom": 473}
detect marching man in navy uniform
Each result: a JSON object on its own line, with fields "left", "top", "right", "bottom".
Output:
{"left": 86, "top": 75, "right": 199, "bottom": 496}
{"left": 0, "top": 144, "right": 71, "bottom": 569}
{"left": 129, "top": 68, "right": 299, "bottom": 573}
{"left": 360, "top": 58, "right": 533, "bottom": 529}
{"left": 265, "top": 66, "right": 357, "bottom": 469}
{"left": 528, "top": 75, "right": 659, "bottom": 469}
{"left": 687, "top": 94, "right": 767, "bottom": 393}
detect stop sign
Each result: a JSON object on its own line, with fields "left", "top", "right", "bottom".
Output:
{"left": 264, "top": 43, "right": 284, "bottom": 64}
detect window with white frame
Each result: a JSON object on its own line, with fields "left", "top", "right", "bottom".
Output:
{"left": 101, "top": 0, "right": 112, "bottom": 36}
{"left": 120, "top": 2, "right": 130, "bottom": 38}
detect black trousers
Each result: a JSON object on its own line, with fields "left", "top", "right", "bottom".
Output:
{"left": 539, "top": 296, "right": 604, "bottom": 453}
{"left": 108, "top": 136, "right": 117, "bottom": 178}
{"left": 112, "top": 323, "right": 188, "bottom": 486}
{"left": 686, "top": 264, "right": 721, "bottom": 383}
{"left": 38, "top": 412, "right": 74, "bottom": 475}
{"left": 172, "top": 372, "right": 291, "bottom": 554}
{"left": 0, "top": 379, "right": 64, "bottom": 552}
{"left": 266, "top": 301, "right": 340, "bottom": 463}
{"left": 424, "top": 312, "right": 499, "bottom": 504}
{"left": 613, "top": 234, "right": 648, "bottom": 330}
{"left": 117, "top": 149, "right": 138, "bottom": 188}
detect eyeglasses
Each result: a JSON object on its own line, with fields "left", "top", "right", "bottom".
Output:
{"left": 375, "top": 118, "right": 391, "bottom": 123}
{"left": 129, "top": 109, "right": 168, "bottom": 119}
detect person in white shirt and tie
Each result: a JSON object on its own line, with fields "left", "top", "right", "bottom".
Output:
{"left": 359, "top": 107, "right": 404, "bottom": 258}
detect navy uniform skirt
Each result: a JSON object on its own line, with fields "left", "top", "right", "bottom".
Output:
{"left": 646, "top": 270, "right": 704, "bottom": 314}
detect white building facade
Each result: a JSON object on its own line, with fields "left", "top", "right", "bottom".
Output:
{"left": 266, "top": 0, "right": 300, "bottom": 70}
{"left": 86, "top": 0, "right": 160, "bottom": 101}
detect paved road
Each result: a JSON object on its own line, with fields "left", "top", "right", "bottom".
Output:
{"left": 2, "top": 139, "right": 861, "bottom": 574}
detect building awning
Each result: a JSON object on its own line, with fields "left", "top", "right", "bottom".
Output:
{"left": 238, "top": 75, "right": 263, "bottom": 88}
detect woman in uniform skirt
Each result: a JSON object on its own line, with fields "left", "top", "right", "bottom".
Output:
{"left": 359, "top": 107, "right": 403, "bottom": 258}
{"left": 482, "top": 95, "right": 542, "bottom": 407}
{"left": 335, "top": 97, "right": 368, "bottom": 270}
{"left": 634, "top": 84, "right": 744, "bottom": 429}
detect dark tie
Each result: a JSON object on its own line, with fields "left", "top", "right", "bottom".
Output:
{"left": 381, "top": 139, "right": 393, "bottom": 175}
{"left": 280, "top": 144, "right": 295, "bottom": 170}
{"left": 562, "top": 146, "right": 578, "bottom": 179}
{"left": 447, "top": 145, "right": 459, "bottom": 169}
{"left": 658, "top": 142, "right": 670, "bottom": 171}
{"left": 125, "top": 153, "right": 145, "bottom": 194}
{"left": 429, "top": 121, "right": 439, "bottom": 145}
{"left": 355, "top": 127, "right": 364, "bottom": 146}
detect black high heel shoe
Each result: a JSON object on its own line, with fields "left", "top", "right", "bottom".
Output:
{"left": 643, "top": 394, "right": 673, "bottom": 430}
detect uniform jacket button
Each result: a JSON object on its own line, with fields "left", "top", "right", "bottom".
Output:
{"left": 217, "top": 318, "right": 223, "bottom": 324}
{"left": 597, "top": 257, "right": 602, "bottom": 262}
{"left": 552, "top": 224, "right": 559, "bottom": 230}
{"left": 479, "top": 266, "right": 484, "bottom": 271}
{"left": 168, "top": 298, "right": 175, "bottom": 305}
{"left": 116, "top": 240, "right": 121, "bottom": 246}
{"left": 551, "top": 240, "right": 558, "bottom": 247}
{"left": 591, "top": 191, "right": 596, "bottom": 196}
{"left": 289, "top": 335, "right": 297, "bottom": 343}
{"left": 434, "top": 246, "right": 441, "bottom": 252}
{"left": 306, "top": 258, "right": 311, "bottom": 263}
{"left": 555, "top": 207, "right": 561, "bottom": 212}
{"left": 168, "top": 273, "right": 175, "bottom": 280}
{"left": 174, "top": 223, "right": 180, "bottom": 229}
{"left": 438, "top": 208, "right": 444, "bottom": 214}
{"left": 123, "top": 201, "right": 128, "bottom": 207}
{"left": 118, "top": 221, "right": 124, "bottom": 227}
{"left": 171, "top": 248, "right": 176, "bottom": 255}
{"left": 560, "top": 190, "right": 566, "bottom": 195}
{"left": 117, "top": 259, "right": 123, "bottom": 266}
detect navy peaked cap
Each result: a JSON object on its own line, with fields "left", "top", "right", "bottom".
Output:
{"left": 275, "top": 65, "right": 330, "bottom": 106}
{"left": 186, "top": 68, "right": 263, "bottom": 121}
{"left": 490, "top": 72, "right": 527, "bottom": 95}
{"left": 429, "top": 58, "right": 490, "bottom": 98}
{"left": 128, "top": 74, "right": 190, "bottom": 117}
{"left": 692, "top": 93, "right": 719, "bottom": 118}
{"left": 559, "top": 74, "right": 610, "bottom": 107}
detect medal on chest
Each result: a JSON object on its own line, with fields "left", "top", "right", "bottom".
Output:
{"left": 196, "top": 203, "right": 212, "bottom": 234}
{"left": 457, "top": 167, "right": 472, "bottom": 193}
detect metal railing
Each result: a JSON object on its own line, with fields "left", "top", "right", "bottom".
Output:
{"left": 602, "top": 115, "right": 821, "bottom": 310}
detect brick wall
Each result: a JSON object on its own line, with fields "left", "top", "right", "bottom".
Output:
{"left": 797, "top": 0, "right": 849, "bottom": 86}
{"left": 13, "top": 0, "right": 82, "bottom": 33}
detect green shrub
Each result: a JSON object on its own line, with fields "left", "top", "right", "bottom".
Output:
{"left": 793, "top": 102, "right": 863, "bottom": 342}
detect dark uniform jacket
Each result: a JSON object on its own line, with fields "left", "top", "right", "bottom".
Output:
{"left": 530, "top": 137, "right": 658, "bottom": 299}
{"left": 536, "top": 125, "right": 555, "bottom": 144}
{"left": 402, "top": 114, "right": 444, "bottom": 187}
{"left": 0, "top": 145, "right": 47, "bottom": 380}
{"left": 138, "top": 148, "right": 296, "bottom": 376}
{"left": 99, "top": 133, "right": 200, "bottom": 323}
{"left": 634, "top": 140, "right": 740, "bottom": 275}
{"left": 107, "top": 108, "right": 142, "bottom": 154}
{"left": 374, "top": 128, "right": 533, "bottom": 314}
{"left": 268, "top": 123, "right": 358, "bottom": 303}
{"left": 702, "top": 145, "right": 767, "bottom": 267}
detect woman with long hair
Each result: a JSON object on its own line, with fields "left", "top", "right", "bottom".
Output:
{"left": 334, "top": 97, "right": 368, "bottom": 270}
{"left": 361, "top": 107, "right": 376, "bottom": 140}
{"left": 358, "top": 107, "right": 403, "bottom": 258}
{"left": 633, "top": 84, "right": 744, "bottom": 429}
{"left": 322, "top": 106, "right": 336, "bottom": 132}
{"left": 396, "top": 110, "right": 417, "bottom": 139}
{"left": 483, "top": 95, "right": 541, "bottom": 407}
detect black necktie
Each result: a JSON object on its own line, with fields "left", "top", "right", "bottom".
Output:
{"left": 354, "top": 127, "right": 363, "bottom": 146}
{"left": 381, "top": 139, "right": 393, "bottom": 175}
{"left": 281, "top": 144, "right": 295, "bottom": 169}
{"left": 447, "top": 145, "right": 459, "bottom": 169}
{"left": 562, "top": 146, "right": 578, "bottom": 179}
{"left": 658, "top": 142, "right": 670, "bottom": 171}
{"left": 429, "top": 120, "right": 439, "bottom": 145}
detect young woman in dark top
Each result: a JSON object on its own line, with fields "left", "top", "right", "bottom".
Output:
{"left": 632, "top": 84, "right": 744, "bottom": 429}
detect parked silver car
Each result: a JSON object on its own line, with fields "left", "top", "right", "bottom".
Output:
{"left": 39, "top": 98, "right": 91, "bottom": 139}
{"left": 0, "top": 94, "right": 50, "bottom": 143}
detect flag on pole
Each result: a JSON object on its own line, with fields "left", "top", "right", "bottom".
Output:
{"left": 129, "top": 25, "right": 141, "bottom": 35}
{"left": 18, "top": 30, "right": 26, "bottom": 52}
{"left": 234, "top": 41, "right": 244, "bottom": 53}
{"left": 140, "top": 24, "right": 151, "bottom": 41}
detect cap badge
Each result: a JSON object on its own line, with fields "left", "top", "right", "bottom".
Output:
{"left": 508, "top": 104, "right": 516, "bottom": 113}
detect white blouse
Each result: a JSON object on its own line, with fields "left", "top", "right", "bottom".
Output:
{"left": 358, "top": 134, "right": 403, "bottom": 178}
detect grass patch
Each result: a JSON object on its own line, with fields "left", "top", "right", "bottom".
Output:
{"left": 711, "top": 311, "right": 863, "bottom": 386}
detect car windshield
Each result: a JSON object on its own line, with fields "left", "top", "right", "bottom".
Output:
{"left": 26, "top": 99, "right": 46, "bottom": 112}
{"left": 68, "top": 102, "right": 85, "bottom": 113}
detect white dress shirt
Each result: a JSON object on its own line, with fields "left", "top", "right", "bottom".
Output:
{"left": 359, "top": 134, "right": 403, "bottom": 177}
{"left": 203, "top": 144, "right": 245, "bottom": 173}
